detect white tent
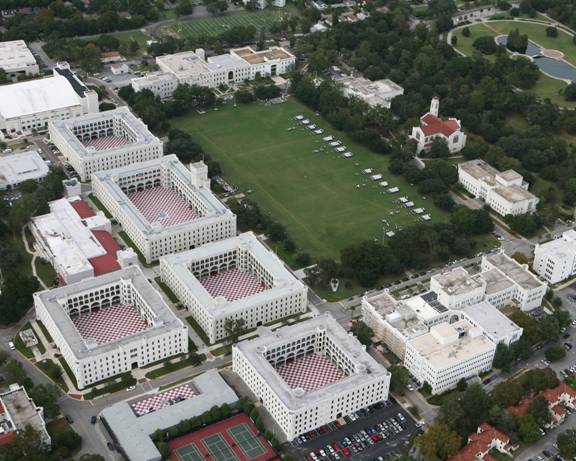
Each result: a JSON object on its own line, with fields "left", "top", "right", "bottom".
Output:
{"left": 322, "top": 136, "right": 334, "bottom": 141}
{"left": 414, "top": 208, "right": 425, "bottom": 214}
{"left": 302, "top": 119, "right": 310, "bottom": 124}
{"left": 422, "top": 214, "right": 431, "bottom": 221}
{"left": 399, "top": 197, "right": 408, "bottom": 203}
{"left": 405, "top": 201, "right": 415, "bottom": 208}
{"left": 314, "top": 129, "right": 324, "bottom": 134}
{"left": 386, "top": 231, "right": 396, "bottom": 238}
{"left": 308, "top": 124, "right": 317, "bottom": 130}
{"left": 388, "top": 187, "right": 399, "bottom": 193}
{"left": 343, "top": 152, "right": 353, "bottom": 158}
{"left": 295, "top": 115, "right": 304, "bottom": 120}
{"left": 362, "top": 168, "right": 373, "bottom": 174}
{"left": 329, "top": 141, "right": 341, "bottom": 147}
{"left": 335, "top": 147, "right": 346, "bottom": 152}
{"left": 379, "top": 181, "right": 389, "bottom": 187}
{"left": 370, "top": 174, "right": 383, "bottom": 181}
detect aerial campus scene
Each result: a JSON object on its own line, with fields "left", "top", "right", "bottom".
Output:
{"left": 4, "top": 1, "right": 576, "bottom": 461}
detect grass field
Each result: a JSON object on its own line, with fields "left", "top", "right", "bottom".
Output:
{"left": 171, "top": 99, "right": 448, "bottom": 260}
{"left": 454, "top": 21, "right": 576, "bottom": 107}
{"left": 158, "top": 10, "right": 288, "bottom": 38}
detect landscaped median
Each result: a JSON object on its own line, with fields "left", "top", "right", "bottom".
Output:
{"left": 145, "top": 352, "right": 206, "bottom": 380}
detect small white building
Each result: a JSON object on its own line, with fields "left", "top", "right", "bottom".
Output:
{"left": 0, "top": 149, "right": 49, "bottom": 190}
{"left": 0, "top": 40, "right": 39, "bottom": 79}
{"left": 409, "top": 97, "right": 466, "bottom": 154}
{"left": 458, "top": 159, "right": 539, "bottom": 217}
{"left": 34, "top": 266, "right": 188, "bottom": 389}
{"left": 0, "top": 384, "right": 51, "bottom": 446}
{"left": 49, "top": 107, "right": 163, "bottom": 182}
{"left": 160, "top": 232, "right": 308, "bottom": 343}
{"left": 0, "top": 62, "right": 98, "bottom": 136}
{"left": 233, "top": 314, "right": 391, "bottom": 441}
{"left": 459, "top": 301, "right": 523, "bottom": 346}
{"left": 404, "top": 318, "right": 496, "bottom": 395}
{"left": 533, "top": 230, "right": 576, "bottom": 284}
{"left": 338, "top": 76, "right": 403, "bottom": 109}
{"left": 92, "top": 156, "right": 236, "bottom": 263}
{"left": 110, "top": 63, "right": 129, "bottom": 75}
{"left": 132, "top": 47, "right": 295, "bottom": 99}
{"left": 30, "top": 197, "right": 124, "bottom": 284}
{"left": 242, "top": 0, "right": 285, "bottom": 8}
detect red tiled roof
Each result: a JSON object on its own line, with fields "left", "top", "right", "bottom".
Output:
{"left": 507, "top": 396, "right": 534, "bottom": 417}
{"left": 0, "top": 432, "right": 16, "bottom": 446}
{"left": 89, "top": 230, "right": 121, "bottom": 276}
{"left": 70, "top": 199, "right": 95, "bottom": 219}
{"left": 420, "top": 113, "right": 461, "bottom": 137}
{"left": 0, "top": 401, "right": 5, "bottom": 416}
{"left": 541, "top": 382, "right": 576, "bottom": 404}
{"left": 552, "top": 404, "right": 566, "bottom": 416}
{"left": 447, "top": 424, "right": 510, "bottom": 461}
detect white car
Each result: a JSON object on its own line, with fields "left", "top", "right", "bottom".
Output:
{"left": 126, "top": 385, "right": 136, "bottom": 392}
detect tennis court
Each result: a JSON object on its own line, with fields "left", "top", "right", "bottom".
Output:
{"left": 229, "top": 423, "right": 268, "bottom": 459}
{"left": 175, "top": 443, "right": 204, "bottom": 461}
{"left": 169, "top": 414, "right": 278, "bottom": 461}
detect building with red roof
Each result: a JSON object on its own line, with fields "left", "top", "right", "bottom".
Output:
{"left": 409, "top": 97, "right": 467, "bottom": 154}
{"left": 447, "top": 424, "right": 518, "bottom": 461}
{"left": 507, "top": 382, "right": 576, "bottom": 428}
{"left": 30, "top": 196, "right": 136, "bottom": 284}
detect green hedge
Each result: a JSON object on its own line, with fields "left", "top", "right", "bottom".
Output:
{"left": 57, "top": 356, "right": 79, "bottom": 390}
{"left": 154, "top": 277, "right": 180, "bottom": 304}
{"left": 145, "top": 353, "right": 205, "bottom": 380}
{"left": 88, "top": 194, "right": 112, "bottom": 218}
{"left": 186, "top": 316, "right": 210, "bottom": 345}
{"left": 85, "top": 373, "right": 136, "bottom": 400}
{"left": 37, "top": 358, "right": 68, "bottom": 392}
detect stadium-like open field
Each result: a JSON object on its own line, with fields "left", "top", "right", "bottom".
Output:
{"left": 171, "top": 99, "right": 447, "bottom": 260}
{"left": 158, "top": 10, "right": 287, "bottom": 38}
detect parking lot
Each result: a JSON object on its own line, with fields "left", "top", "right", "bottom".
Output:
{"left": 286, "top": 399, "right": 419, "bottom": 461}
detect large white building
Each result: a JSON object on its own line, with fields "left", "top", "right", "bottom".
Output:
{"left": 409, "top": 97, "right": 466, "bottom": 154}
{"left": 242, "top": 0, "right": 285, "bottom": 9}
{"left": 233, "top": 314, "right": 391, "bottom": 441}
{"left": 34, "top": 266, "right": 188, "bottom": 389}
{"left": 160, "top": 232, "right": 308, "bottom": 343}
{"left": 132, "top": 47, "right": 295, "bottom": 98}
{"left": 49, "top": 107, "right": 163, "bottom": 182}
{"left": 337, "top": 76, "right": 403, "bottom": 109}
{"left": 430, "top": 254, "right": 547, "bottom": 312}
{"left": 0, "top": 40, "right": 39, "bottom": 79}
{"left": 459, "top": 301, "right": 523, "bottom": 346}
{"left": 0, "top": 62, "right": 98, "bottom": 137}
{"left": 404, "top": 318, "right": 496, "bottom": 395}
{"left": 92, "top": 156, "right": 236, "bottom": 263}
{"left": 533, "top": 230, "right": 576, "bottom": 284}
{"left": 0, "top": 149, "right": 49, "bottom": 190}
{"left": 458, "top": 159, "right": 539, "bottom": 217}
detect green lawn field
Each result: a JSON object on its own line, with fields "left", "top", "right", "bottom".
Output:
{"left": 171, "top": 99, "right": 447, "bottom": 260}
{"left": 454, "top": 21, "right": 576, "bottom": 108}
{"left": 158, "top": 10, "right": 287, "bottom": 38}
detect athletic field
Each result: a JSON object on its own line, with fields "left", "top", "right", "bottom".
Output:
{"left": 168, "top": 414, "right": 278, "bottom": 461}
{"left": 158, "top": 10, "right": 287, "bottom": 38}
{"left": 171, "top": 99, "right": 447, "bottom": 260}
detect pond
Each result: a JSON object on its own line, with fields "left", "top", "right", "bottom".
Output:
{"left": 496, "top": 35, "right": 576, "bottom": 82}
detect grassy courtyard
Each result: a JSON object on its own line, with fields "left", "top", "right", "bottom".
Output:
{"left": 454, "top": 21, "right": 576, "bottom": 107}
{"left": 171, "top": 99, "right": 447, "bottom": 260}
{"left": 158, "top": 10, "right": 288, "bottom": 39}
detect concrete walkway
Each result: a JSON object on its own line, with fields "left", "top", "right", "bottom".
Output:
{"left": 21, "top": 225, "right": 48, "bottom": 290}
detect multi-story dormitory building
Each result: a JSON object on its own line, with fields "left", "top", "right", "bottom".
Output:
{"left": 160, "top": 232, "right": 308, "bottom": 343}
{"left": 533, "top": 230, "right": 576, "bottom": 284}
{"left": 232, "top": 314, "right": 391, "bottom": 441}
{"left": 49, "top": 107, "right": 163, "bottom": 181}
{"left": 34, "top": 266, "right": 188, "bottom": 389}
{"left": 131, "top": 46, "right": 295, "bottom": 99}
{"left": 92, "top": 155, "right": 236, "bottom": 263}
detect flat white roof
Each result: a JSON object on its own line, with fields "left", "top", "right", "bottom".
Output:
{"left": 234, "top": 314, "right": 390, "bottom": 410}
{"left": 0, "top": 74, "right": 82, "bottom": 120}
{"left": 536, "top": 230, "right": 576, "bottom": 261}
{"left": 0, "top": 150, "right": 49, "bottom": 187}
{"left": 32, "top": 198, "right": 107, "bottom": 275}
{"left": 460, "top": 301, "right": 522, "bottom": 340}
{"left": 161, "top": 232, "right": 306, "bottom": 318}
{"left": 101, "top": 371, "right": 238, "bottom": 461}
{"left": 407, "top": 318, "right": 495, "bottom": 370}
{"left": 0, "top": 40, "right": 36, "bottom": 72}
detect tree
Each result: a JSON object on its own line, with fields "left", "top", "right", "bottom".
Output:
{"left": 507, "top": 28, "right": 528, "bottom": 53}
{"left": 207, "top": 0, "right": 228, "bottom": 15}
{"left": 4, "top": 360, "right": 28, "bottom": 386}
{"left": 416, "top": 423, "right": 461, "bottom": 461}
{"left": 565, "top": 83, "right": 576, "bottom": 101}
{"left": 517, "top": 415, "right": 541, "bottom": 443}
{"left": 0, "top": 425, "right": 52, "bottom": 460}
{"left": 493, "top": 343, "right": 513, "bottom": 372}
{"left": 436, "top": 15, "right": 454, "bottom": 33}
{"left": 557, "top": 430, "right": 576, "bottom": 460}
{"left": 473, "top": 36, "right": 498, "bottom": 54}
{"left": 223, "top": 318, "right": 246, "bottom": 344}
{"left": 351, "top": 321, "right": 373, "bottom": 346}
{"left": 528, "top": 396, "right": 551, "bottom": 427}
{"left": 389, "top": 365, "right": 410, "bottom": 395}
{"left": 545, "top": 345, "right": 566, "bottom": 362}
{"left": 427, "top": 139, "right": 451, "bottom": 158}
{"left": 29, "top": 384, "right": 61, "bottom": 419}
{"left": 456, "top": 378, "right": 468, "bottom": 392}
{"left": 492, "top": 380, "right": 524, "bottom": 407}
{"left": 462, "top": 27, "right": 470, "bottom": 37}
{"left": 546, "top": 26, "right": 558, "bottom": 37}
{"left": 176, "top": 0, "right": 193, "bottom": 15}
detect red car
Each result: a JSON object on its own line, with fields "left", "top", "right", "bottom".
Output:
{"left": 341, "top": 448, "right": 350, "bottom": 457}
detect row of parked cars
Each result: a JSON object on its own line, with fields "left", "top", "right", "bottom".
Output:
{"left": 307, "top": 412, "right": 408, "bottom": 461}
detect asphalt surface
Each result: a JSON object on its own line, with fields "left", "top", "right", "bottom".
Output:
{"left": 287, "top": 401, "right": 418, "bottom": 461}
